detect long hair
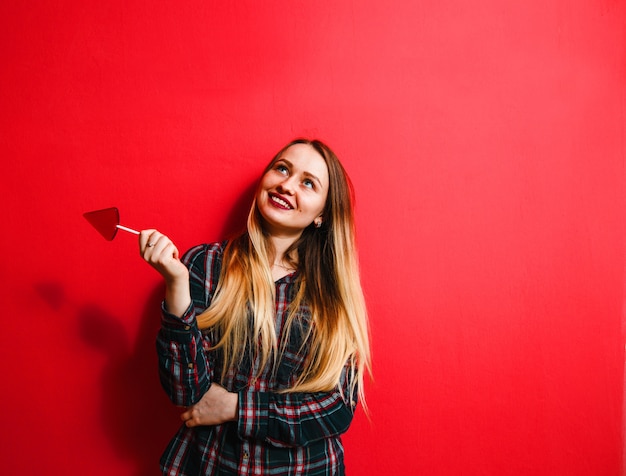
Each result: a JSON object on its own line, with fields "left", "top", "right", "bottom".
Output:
{"left": 197, "top": 139, "right": 371, "bottom": 407}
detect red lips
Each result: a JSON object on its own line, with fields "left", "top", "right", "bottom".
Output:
{"left": 268, "top": 192, "right": 294, "bottom": 210}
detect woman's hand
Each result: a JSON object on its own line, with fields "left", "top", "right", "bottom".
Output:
{"left": 139, "top": 229, "right": 188, "bottom": 282}
{"left": 181, "top": 384, "right": 239, "bottom": 427}
{"left": 139, "top": 229, "right": 191, "bottom": 317}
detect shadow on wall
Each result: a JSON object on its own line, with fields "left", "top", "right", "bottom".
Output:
{"left": 33, "top": 180, "right": 259, "bottom": 475}
{"left": 218, "top": 179, "right": 257, "bottom": 240}
{"left": 35, "top": 281, "right": 181, "bottom": 476}
{"left": 78, "top": 285, "right": 182, "bottom": 475}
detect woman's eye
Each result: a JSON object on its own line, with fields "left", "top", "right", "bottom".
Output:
{"left": 303, "top": 179, "right": 314, "bottom": 189}
{"left": 276, "top": 164, "right": 288, "bottom": 174}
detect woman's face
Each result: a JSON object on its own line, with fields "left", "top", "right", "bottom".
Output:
{"left": 256, "top": 143, "right": 330, "bottom": 238}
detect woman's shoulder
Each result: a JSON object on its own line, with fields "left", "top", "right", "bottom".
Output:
{"left": 181, "top": 240, "right": 228, "bottom": 268}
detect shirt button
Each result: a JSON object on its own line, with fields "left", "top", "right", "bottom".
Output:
{"left": 184, "top": 325, "right": 191, "bottom": 330}
{"left": 187, "top": 363, "right": 194, "bottom": 369}
{"left": 243, "top": 451, "right": 249, "bottom": 459}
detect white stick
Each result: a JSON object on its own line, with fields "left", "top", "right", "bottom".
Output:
{"left": 116, "top": 224, "right": 140, "bottom": 235}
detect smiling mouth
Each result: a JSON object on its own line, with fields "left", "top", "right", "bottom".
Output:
{"left": 269, "top": 193, "right": 294, "bottom": 210}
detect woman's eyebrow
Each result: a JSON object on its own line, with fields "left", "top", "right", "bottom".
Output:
{"left": 302, "top": 171, "right": 323, "bottom": 187}
{"left": 278, "top": 158, "right": 323, "bottom": 187}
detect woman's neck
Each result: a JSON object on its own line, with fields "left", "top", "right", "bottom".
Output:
{"left": 268, "top": 234, "right": 299, "bottom": 263}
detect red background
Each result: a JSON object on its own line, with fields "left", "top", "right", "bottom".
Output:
{"left": 1, "top": 1, "right": 624, "bottom": 475}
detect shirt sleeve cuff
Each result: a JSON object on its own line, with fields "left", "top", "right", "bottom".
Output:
{"left": 160, "top": 300, "right": 196, "bottom": 328}
{"left": 237, "top": 389, "right": 269, "bottom": 441}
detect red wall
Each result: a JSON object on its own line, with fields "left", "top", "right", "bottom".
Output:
{"left": 1, "top": 1, "right": 624, "bottom": 475}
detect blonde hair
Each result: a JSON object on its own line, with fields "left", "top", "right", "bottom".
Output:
{"left": 197, "top": 139, "right": 371, "bottom": 407}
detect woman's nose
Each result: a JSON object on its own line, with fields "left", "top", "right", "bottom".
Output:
{"left": 277, "top": 177, "right": 296, "bottom": 194}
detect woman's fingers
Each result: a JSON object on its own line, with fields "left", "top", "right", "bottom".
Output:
{"left": 140, "top": 230, "right": 171, "bottom": 259}
{"left": 178, "top": 384, "right": 238, "bottom": 427}
{"left": 138, "top": 230, "right": 186, "bottom": 280}
{"left": 139, "top": 229, "right": 159, "bottom": 254}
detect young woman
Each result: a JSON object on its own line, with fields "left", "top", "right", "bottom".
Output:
{"left": 140, "top": 139, "right": 371, "bottom": 475}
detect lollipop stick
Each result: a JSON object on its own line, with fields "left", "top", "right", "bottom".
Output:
{"left": 116, "top": 224, "right": 140, "bottom": 235}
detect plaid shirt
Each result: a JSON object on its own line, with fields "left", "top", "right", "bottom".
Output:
{"left": 156, "top": 242, "right": 358, "bottom": 476}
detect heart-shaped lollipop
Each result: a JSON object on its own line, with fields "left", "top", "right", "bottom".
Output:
{"left": 83, "top": 207, "right": 139, "bottom": 241}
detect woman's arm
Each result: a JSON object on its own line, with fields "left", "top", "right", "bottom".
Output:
{"left": 156, "top": 308, "right": 212, "bottom": 407}
{"left": 238, "top": 363, "right": 358, "bottom": 447}
{"left": 180, "top": 363, "right": 357, "bottom": 445}
{"left": 142, "top": 237, "right": 224, "bottom": 407}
